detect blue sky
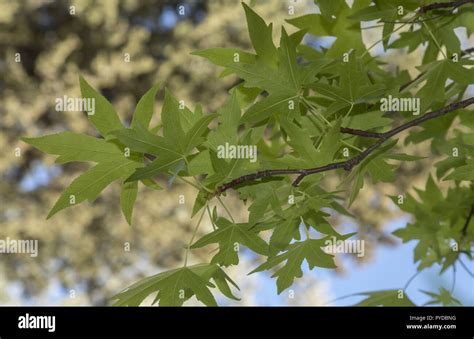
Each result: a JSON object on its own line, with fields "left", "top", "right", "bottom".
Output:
{"left": 247, "top": 216, "right": 473, "bottom": 306}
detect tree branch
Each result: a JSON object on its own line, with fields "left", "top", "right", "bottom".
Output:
{"left": 339, "top": 127, "right": 384, "bottom": 138}
{"left": 419, "top": 0, "right": 473, "bottom": 13}
{"left": 462, "top": 204, "right": 474, "bottom": 236}
{"left": 214, "top": 97, "right": 474, "bottom": 196}
{"left": 461, "top": 47, "right": 474, "bottom": 56}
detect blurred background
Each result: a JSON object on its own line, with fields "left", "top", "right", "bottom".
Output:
{"left": 0, "top": 0, "right": 472, "bottom": 306}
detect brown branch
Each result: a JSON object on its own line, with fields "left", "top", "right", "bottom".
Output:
{"left": 340, "top": 127, "right": 384, "bottom": 139}
{"left": 214, "top": 97, "right": 474, "bottom": 196}
{"left": 462, "top": 205, "right": 474, "bottom": 236}
{"left": 419, "top": 0, "right": 473, "bottom": 13}
{"left": 381, "top": 0, "right": 473, "bottom": 24}
{"left": 461, "top": 47, "right": 474, "bottom": 56}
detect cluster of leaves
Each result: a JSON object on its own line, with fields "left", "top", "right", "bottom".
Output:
{"left": 23, "top": 0, "right": 473, "bottom": 306}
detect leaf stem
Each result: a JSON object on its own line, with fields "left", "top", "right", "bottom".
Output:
{"left": 343, "top": 103, "right": 354, "bottom": 119}
{"left": 303, "top": 98, "right": 333, "bottom": 127}
{"left": 183, "top": 206, "right": 207, "bottom": 267}
{"left": 301, "top": 217, "right": 310, "bottom": 239}
{"left": 422, "top": 21, "right": 447, "bottom": 59}
{"left": 216, "top": 196, "right": 235, "bottom": 223}
{"left": 207, "top": 205, "right": 217, "bottom": 230}
{"left": 341, "top": 139, "right": 363, "bottom": 152}
{"left": 173, "top": 173, "right": 202, "bottom": 191}
{"left": 451, "top": 264, "right": 457, "bottom": 293}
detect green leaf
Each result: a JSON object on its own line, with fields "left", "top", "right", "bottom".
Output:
{"left": 140, "top": 178, "right": 163, "bottom": 190}
{"left": 348, "top": 5, "right": 394, "bottom": 21}
{"left": 366, "top": 157, "right": 397, "bottom": 183}
{"left": 384, "top": 153, "right": 426, "bottom": 161}
{"left": 444, "top": 163, "right": 474, "bottom": 181}
{"left": 183, "top": 114, "right": 217, "bottom": 154}
{"left": 247, "top": 189, "right": 273, "bottom": 226}
{"left": 240, "top": 92, "right": 299, "bottom": 124}
{"left": 191, "top": 217, "right": 268, "bottom": 266}
{"left": 416, "top": 62, "right": 448, "bottom": 112}
{"left": 280, "top": 117, "right": 320, "bottom": 166}
{"left": 191, "top": 48, "right": 255, "bottom": 69}
{"left": 228, "top": 61, "right": 296, "bottom": 95}
{"left": 112, "top": 265, "right": 219, "bottom": 306}
{"left": 21, "top": 132, "right": 123, "bottom": 164}
{"left": 311, "top": 83, "right": 351, "bottom": 105}
{"left": 189, "top": 263, "right": 240, "bottom": 301}
{"left": 391, "top": 176, "right": 457, "bottom": 271}
{"left": 354, "top": 290, "right": 416, "bottom": 306}
{"left": 342, "top": 111, "right": 392, "bottom": 130}
{"left": 349, "top": 171, "right": 364, "bottom": 207}
{"left": 416, "top": 60, "right": 474, "bottom": 112}
{"left": 269, "top": 218, "right": 301, "bottom": 255}
{"left": 79, "top": 76, "right": 123, "bottom": 136}
{"left": 421, "top": 287, "right": 462, "bottom": 306}
{"left": 161, "top": 89, "right": 186, "bottom": 150}
{"left": 207, "top": 91, "right": 241, "bottom": 150}
{"left": 317, "top": 120, "right": 342, "bottom": 165}
{"left": 191, "top": 190, "right": 208, "bottom": 218}
{"left": 286, "top": 0, "right": 369, "bottom": 58}
{"left": 126, "top": 152, "right": 183, "bottom": 182}
{"left": 131, "top": 82, "right": 161, "bottom": 129}
{"left": 301, "top": 58, "right": 335, "bottom": 85}
{"left": 445, "top": 60, "right": 474, "bottom": 85}
{"left": 251, "top": 238, "right": 337, "bottom": 294}
{"left": 188, "top": 150, "right": 214, "bottom": 176}
{"left": 340, "top": 53, "right": 361, "bottom": 104}
{"left": 242, "top": 2, "right": 277, "bottom": 64}
{"left": 111, "top": 124, "right": 181, "bottom": 157}
{"left": 47, "top": 159, "right": 140, "bottom": 219}
{"left": 120, "top": 181, "right": 138, "bottom": 226}
{"left": 316, "top": 0, "right": 343, "bottom": 19}
{"left": 278, "top": 27, "right": 302, "bottom": 93}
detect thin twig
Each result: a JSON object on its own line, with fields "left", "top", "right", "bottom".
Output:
{"left": 404, "top": 270, "right": 422, "bottom": 291}
{"left": 459, "top": 259, "right": 473, "bottom": 277}
{"left": 451, "top": 264, "right": 457, "bottom": 293}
